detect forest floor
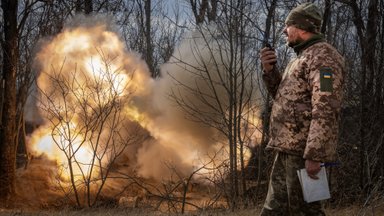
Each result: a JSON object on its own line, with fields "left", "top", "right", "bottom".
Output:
{"left": 2, "top": 158, "right": 384, "bottom": 216}
{"left": 0, "top": 207, "right": 381, "bottom": 216}
{"left": 1, "top": 202, "right": 384, "bottom": 216}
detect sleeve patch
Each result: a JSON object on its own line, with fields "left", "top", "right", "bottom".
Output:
{"left": 320, "top": 67, "right": 333, "bottom": 92}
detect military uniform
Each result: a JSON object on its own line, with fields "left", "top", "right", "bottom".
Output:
{"left": 260, "top": 35, "right": 344, "bottom": 215}
{"left": 264, "top": 35, "right": 345, "bottom": 162}
{"left": 259, "top": 3, "right": 345, "bottom": 213}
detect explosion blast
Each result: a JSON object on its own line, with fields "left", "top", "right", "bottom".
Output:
{"left": 23, "top": 16, "right": 262, "bottom": 204}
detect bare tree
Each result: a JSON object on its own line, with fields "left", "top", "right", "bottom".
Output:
{"left": 321, "top": 0, "right": 332, "bottom": 35}
{"left": 84, "top": 0, "right": 93, "bottom": 14}
{"left": 173, "top": 0, "right": 262, "bottom": 209}
{"left": 144, "top": 0, "right": 154, "bottom": 76}
{"left": 37, "top": 52, "right": 145, "bottom": 207}
{"left": 245, "top": 0, "right": 278, "bottom": 206}
{"left": 1, "top": 0, "right": 70, "bottom": 204}
{"left": 337, "top": 0, "right": 380, "bottom": 191}
{"left": 116, "top": 153, "right": 225, "bottom": 214}
{"left": 0, "top": 0, "right": 19, "bottom": 206}
{"left": 119, "top": 0, "right": 184, "bottom": 78}
{"left": 190, "top": 0, "right": 218, "bottom": 25}
{"left": 75, "top": 0, "right": 93, "bottom": 14}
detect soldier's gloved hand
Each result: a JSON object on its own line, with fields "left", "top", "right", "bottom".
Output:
{"left": 260, "top": 46, "right": 277, "bottom": 73}
{"left": 305, "top": 159, "right": 321, "bottom": 180}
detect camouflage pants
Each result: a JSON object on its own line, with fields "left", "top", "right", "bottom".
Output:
{"left": 259, "top": 152, "right": 325, "bottom": 216}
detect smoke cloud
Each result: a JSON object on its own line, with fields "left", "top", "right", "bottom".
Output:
{"left": 23, "top": 15, "right": 261, "bottom": 201}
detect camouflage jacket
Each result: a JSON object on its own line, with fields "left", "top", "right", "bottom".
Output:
{"left": 263, "top": 36, "right": 345, "bottom": 162}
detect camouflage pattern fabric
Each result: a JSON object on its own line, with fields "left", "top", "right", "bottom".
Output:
{"left": 285, "top": 3, "right": 322, "bottom": 34}
{"left": 262, "top": 38, "right": 345, "bottom": 162}
{"left": 259, "top": 152, "right": 325, "bottom": 216}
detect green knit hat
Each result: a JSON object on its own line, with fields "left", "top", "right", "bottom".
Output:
{"left": 285, "top": 3, "right": 323, "bottom": 33}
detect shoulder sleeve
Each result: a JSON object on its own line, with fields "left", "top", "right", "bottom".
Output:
{"left": 303, "top": 46, "right": 345, "bottom": 162}
{"left": 262, "top": 67, "right": 282, "bottom": 98}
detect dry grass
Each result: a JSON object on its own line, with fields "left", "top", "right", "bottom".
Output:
{"left": 2, "top": 204, "right": 384, "bottom": 216}
{"left": 10, "top": 157, "right": 384, "bottom": 216}
{"left": 2, "top": 207, "right": 259, "bottom": 216}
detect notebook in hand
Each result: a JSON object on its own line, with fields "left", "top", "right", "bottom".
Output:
{"left": 297, "top": 167, "right": 331, "bottom": 203}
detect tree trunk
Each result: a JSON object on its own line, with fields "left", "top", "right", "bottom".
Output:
{"left": 75, "top": 0, "right": 93, "bottom": 14}
{"left": 321, "top": 0, "right": 331, "bottom": 35}
{"left": 84, "top": 0, "right": 93, "bottom": 14}
{"left": 0, "top": 0, "right": 19, "bottom": 206}
{"left": 75, "top": 0, "right": 83, "bottom": 13}
{"left": 190, "top": 0, "right": 208, "bottom": 25}
{"left": 208, "top": 0, "right": 217, "bottom": 22}
{"left": 257, "top": 0, "right": 277, "bottom": 200}
{"left": 347, "top": 0, "right": 379, "bottom": 189}
{"left": 144, "top": 0, "right": 155, "bottom": 77}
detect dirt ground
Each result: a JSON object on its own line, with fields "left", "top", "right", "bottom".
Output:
{"left": 4, "top": 158, "right": 384, "bottom": 216}
{"left": 1, "top": 203, "right": 384, "bottom": 216}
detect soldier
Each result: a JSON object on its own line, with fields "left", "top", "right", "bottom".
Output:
{"left": 259, "top": 2, "right": 345, "bottom": 216}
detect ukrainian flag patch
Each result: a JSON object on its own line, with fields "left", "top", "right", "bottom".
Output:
{"left": 320, "top": 67, "right": 333, "bottom": 92}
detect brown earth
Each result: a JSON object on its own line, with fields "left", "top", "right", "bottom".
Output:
{"left": 3, "top": 157, "right": 384, "bottom": 216}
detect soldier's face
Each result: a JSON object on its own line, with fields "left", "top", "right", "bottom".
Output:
{"left": 283, "top": 25, "right": 304, "bottom": 47}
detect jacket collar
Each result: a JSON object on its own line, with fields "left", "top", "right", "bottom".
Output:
{"left": 293, "top": 34, "right": 325, "bottom": 55}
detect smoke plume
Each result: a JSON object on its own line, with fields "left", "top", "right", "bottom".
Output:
{"left": 23, "top": 15, "right": 261, "bottom": 199}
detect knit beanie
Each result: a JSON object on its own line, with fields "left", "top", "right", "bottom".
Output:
{"left": 285, "top": 3, "right": 323, "bottom": 33}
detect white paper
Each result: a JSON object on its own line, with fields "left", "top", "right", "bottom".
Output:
{"left": 297, "top": 167, "right": 331, "bottom": 203}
